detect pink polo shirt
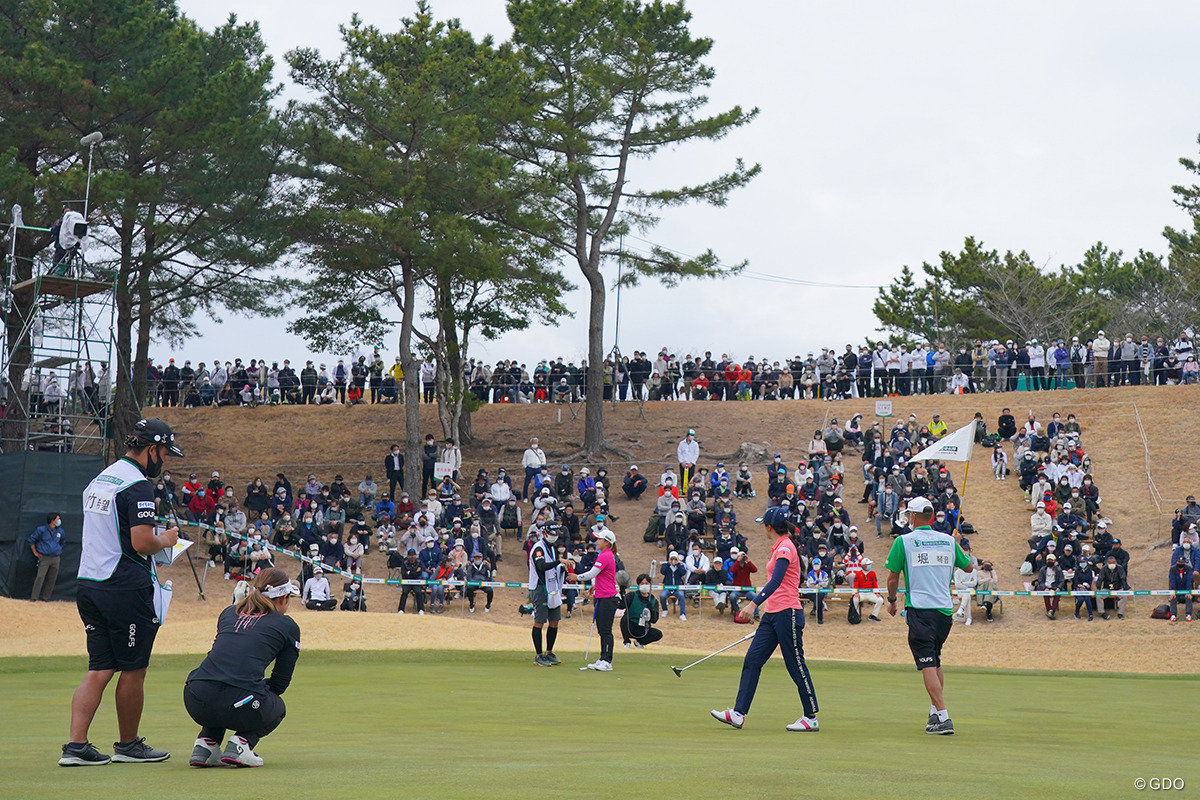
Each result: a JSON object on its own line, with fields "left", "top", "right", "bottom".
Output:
{"left": 592, "top": 549, "right": 617, "bottom": 598}
{"left": 764, "top": 535, "right": 802, "bottom": 613}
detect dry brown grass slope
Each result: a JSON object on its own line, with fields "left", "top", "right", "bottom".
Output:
{"left": 5, "top": 385, "right": 1194, "bottom": 672}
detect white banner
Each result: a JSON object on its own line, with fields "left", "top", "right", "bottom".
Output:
{"left": 910, "top": 421, "right": 975, "bottom": 462}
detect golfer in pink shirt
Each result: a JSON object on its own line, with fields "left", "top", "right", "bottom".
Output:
{"left": 712, "top": 506, "right": 820, "bottom": 731}
{"left": 570, "top": 529, "right": 619, "bottom": 671}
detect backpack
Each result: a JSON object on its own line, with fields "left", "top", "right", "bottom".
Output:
{"left": 1150, "top": 604, "right": 1171, "bottom": 620}
{"left": 959, "top": 522, "right": 975, "bottom": 536}
{"left": 847, "top": 599, "right": 862, "bottom": 625}
{"left": 980, "top": 434, "right": 998, "bottom": 449}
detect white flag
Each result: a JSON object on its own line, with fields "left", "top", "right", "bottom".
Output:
{"left": 910, "top": 422, "right": 975, "bottom": 463}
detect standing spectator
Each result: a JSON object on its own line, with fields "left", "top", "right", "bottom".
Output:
{"left": 1072, "top": 556, "right": 1098, "bottom": 621}
{"left": 440, "top": 438, "right": 462, "bottom": 483}
{"left": 521, "top": 437, "right": 547, "bottom": 501}
{"left": 27, "top": 512, "right": 65, "bottom": 602}
{"left": 385, "top": 444, "right": 404, "bottom": 499}
{"left": 420, "top": 434, "right": 439, "bottom": 495}
{"left": 1092, "top": 330, "right": 1111, "bottom": 387}
{"left": 420, "top": 360, "right": 436, "bottom": 403}
{"left": 677, "top": 429, "right": 700, "bottom": 494}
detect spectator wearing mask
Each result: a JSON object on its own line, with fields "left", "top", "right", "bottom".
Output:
{"left": 521, "top": 438, "right": 547, "bottom": 501}
{"left": 1097, "top": 555, "right": 1128, "bottom": 619}
{"left": 27, "top": 512, "right": 65, "bottom": 602}
{"left": 621, "top": 574, "right": 664, "bottom": 648}
{"left": 465, "top": 552, "right": 493, "bottom": 613}
{"left": 1072, "top": 556, "right": 1098, "bottom": 621}
{"left": 974, "top": 561, "right": 1000, "bottom": 622}
{"left": 397, "top": 551, "right": 426, "bottom": 615}
{"left": 301, "top": 567, "right": 336, "bottom": 611}
{"left": 623, "top": 465, "right": 648, "bottom": 501}
{"left": 1169, "top": 555, "right": 1195, "bottom": 622}
{"left": 660, "top": 552, "right": 689, "bottom": 620}
{"left": 852, "top": 557, "right": 883, "bottom": 622}
{"left": 953, "top": 562, "right": 977, "bottom": 625}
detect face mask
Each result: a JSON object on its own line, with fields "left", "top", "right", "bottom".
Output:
{"left": 425, "top": 542, "right": 434, "bottom": 549}
{"left": 1084, "top": 481, "right": 1092, "bottom": 486}
{"left": 198, "top": 490, "right": 206, "bottom": 497}
{"left": 55, "top": 519, "right": 63, "bottom": 528}
{"left": 157, "top": 483, "right": 164, "bottom": 490}
{"left": 471, "top": 532, "right": 479, "bottom": 538}
{"left": 304, "top": 517, "right": 312, "bottom": 524}
{"left": 1185, "top": 543, "right": 1193, "bottom": 550}
{"left": 255, "top": 481, "right": 262, "bottom": 487}
{"left": 144, "top": 448, "right": 165, "bottom": 479}
{"left": 349, "top": 538, "right": 357, "bottom": 545}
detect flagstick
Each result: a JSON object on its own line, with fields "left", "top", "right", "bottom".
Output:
{"left": 956, "top": 459, "right": 970, "bottom": 535}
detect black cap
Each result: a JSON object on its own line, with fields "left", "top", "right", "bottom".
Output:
{"left": 130, "top": 418, "right": 184, "bottom": 457}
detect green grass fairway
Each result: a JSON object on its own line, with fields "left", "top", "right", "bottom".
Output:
{"left": 1, "top": 650, "right": 1188, "bottom": 799}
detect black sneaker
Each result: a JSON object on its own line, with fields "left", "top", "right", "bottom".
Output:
{"left": 59, "top": 742, "right": 111, "bottom": 767}
{"left": 926, "top": 718, "right": 955, "bottom": 735}
{"left": 111, "top": 737, "right": 170, "bottom": 763}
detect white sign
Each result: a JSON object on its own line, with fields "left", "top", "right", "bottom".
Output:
{"left": 875, "top": 400, "right": 893, "bottom": 417}
{"left": 433, "top": 461, "right": 454, "bottom": 480}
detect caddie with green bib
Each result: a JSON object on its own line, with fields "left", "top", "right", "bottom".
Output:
{"left": 884, "top": 496, "right": 973, "bottom": 736}
{"left": 59, "top": 419, "right": 184, "bottom": 768}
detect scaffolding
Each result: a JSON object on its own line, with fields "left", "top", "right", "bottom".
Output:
{"left": 3, "top": 207, "right": 115, "bottom": 459}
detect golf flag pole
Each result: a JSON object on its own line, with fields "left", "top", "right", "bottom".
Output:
{"left": 909, "top": 421, "right": 977, "bottom": 534}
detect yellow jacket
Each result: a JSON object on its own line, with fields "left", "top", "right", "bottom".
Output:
{"left": 929, "top": 419, "right": 948, "bottom": 439}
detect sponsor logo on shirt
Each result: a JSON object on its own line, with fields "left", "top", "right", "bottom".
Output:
{"left": 137, "top": 501, "right": 155, "bottom": 510}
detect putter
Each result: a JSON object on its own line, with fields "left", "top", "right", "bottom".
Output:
{"left": 670, "top": 632, "right": 755, "bottom": 677}
{"left": 579, "top": 613, "right": 597, "bottom": 670}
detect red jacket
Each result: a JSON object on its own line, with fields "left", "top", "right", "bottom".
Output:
{"left": 728, "top": 559, "right": 757, "bottom": 587}
{"left": 189, "top": 493, "right": 216, "bottom": 517}
{"left": 854, "top": 570, "right": 879, "bottom": 591}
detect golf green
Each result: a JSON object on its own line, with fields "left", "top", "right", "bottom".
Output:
{"left": 1, "top": 649, "right": 1187, "bottom": 799}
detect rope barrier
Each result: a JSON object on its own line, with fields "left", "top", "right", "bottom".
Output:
{"left": 167, "top": 517, "right": 1192, "bottom": 598}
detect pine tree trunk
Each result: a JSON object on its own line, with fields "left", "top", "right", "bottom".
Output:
{"left": 583, "top": 267, "right": 606, "bottom": 452}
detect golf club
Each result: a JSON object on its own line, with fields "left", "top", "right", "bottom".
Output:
{"left": 579, "top": 609, "right": 596, "bottom": 670}
{"left": 670, "top": 632, "right": 755, "bottom": 677}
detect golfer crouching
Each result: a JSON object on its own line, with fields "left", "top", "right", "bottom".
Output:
{"left": 711, "top": 507, "right": 819, "bottom": 732}
{"left": 184, "top": 568, "right": 302, "bottom": 767}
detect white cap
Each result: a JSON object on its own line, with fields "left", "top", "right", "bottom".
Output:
{"left": 668, "top": 550, "right": 680, "bottom": 560}
{"left": 860, "top": 557, "right": 872, "bottom": 566}
{"left": 906, "top": 497, "right": 934, "bottom": 514}
{"left": 594, "top": 529, "right": 616, "bottom": 544}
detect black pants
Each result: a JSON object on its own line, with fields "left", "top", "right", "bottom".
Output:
{"left": 184, "top": 680, "right": 285, "bottom": 749}
{"left": 594, "top": 596, "right": 619, "bottom": 663}
{"left": 422, "top": 466, "right": 436, "bottom": 496}
{"left": 735, "top": 607, "right": 818, "bottom": 717}
{"left": 466, "top": 587, "right": 493, "bottom": 609}
{"left": 389, "top": 476, "right": 403, "bottom": 499}
{"left": 399, "top": 586, "right": 425, "bottom": 613}
{"left": 423, "top": 383, "right": 435, "bottom": 403}
{"left": 620, "top": 615, "right": 663, "bottom": 646}
{"left": 302, "top": 386, "right": 316, "bottom": 404}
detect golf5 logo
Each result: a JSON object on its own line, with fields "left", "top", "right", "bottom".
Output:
{"left": 128, "top": 623, "right": 137, "bottom": 648}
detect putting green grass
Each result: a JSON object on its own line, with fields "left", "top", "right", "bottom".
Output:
{"left": 1, "top": 649, "right": 1189, "bottom": 799}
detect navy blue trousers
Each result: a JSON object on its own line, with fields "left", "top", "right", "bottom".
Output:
{"left": 735, "top": 607, "right": 819, "bottom": 717}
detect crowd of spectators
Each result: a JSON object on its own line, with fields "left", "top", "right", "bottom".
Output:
{"left": 122, "top": 329, "right": 1200, "bottom": 409}
{"left": 152, "top": 400, "right": 1186, "bottom": 626}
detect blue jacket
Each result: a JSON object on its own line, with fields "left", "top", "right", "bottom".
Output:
{"left": 374, "top": 500, "right": 396, "bottom": 519}
{"left": 28, "top": 523, "right": 64, "bottom": 557}
{"left": 1170, "top": 564, "right": 1195, "bottom": 591}
{"left": 1171, "top": 545, "right": 1200, "bottom": 574}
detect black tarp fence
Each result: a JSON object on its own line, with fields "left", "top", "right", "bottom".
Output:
{"left": 0, "top": 451, "right": 104, "bottom": 600}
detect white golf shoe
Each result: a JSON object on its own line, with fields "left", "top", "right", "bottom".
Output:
{"left": 220, "top": 735, "right": 263, "bottom": 768}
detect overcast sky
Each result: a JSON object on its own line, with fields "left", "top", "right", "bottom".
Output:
{"left": 171, "top": 0, "right": 1200, "bottom": 370}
